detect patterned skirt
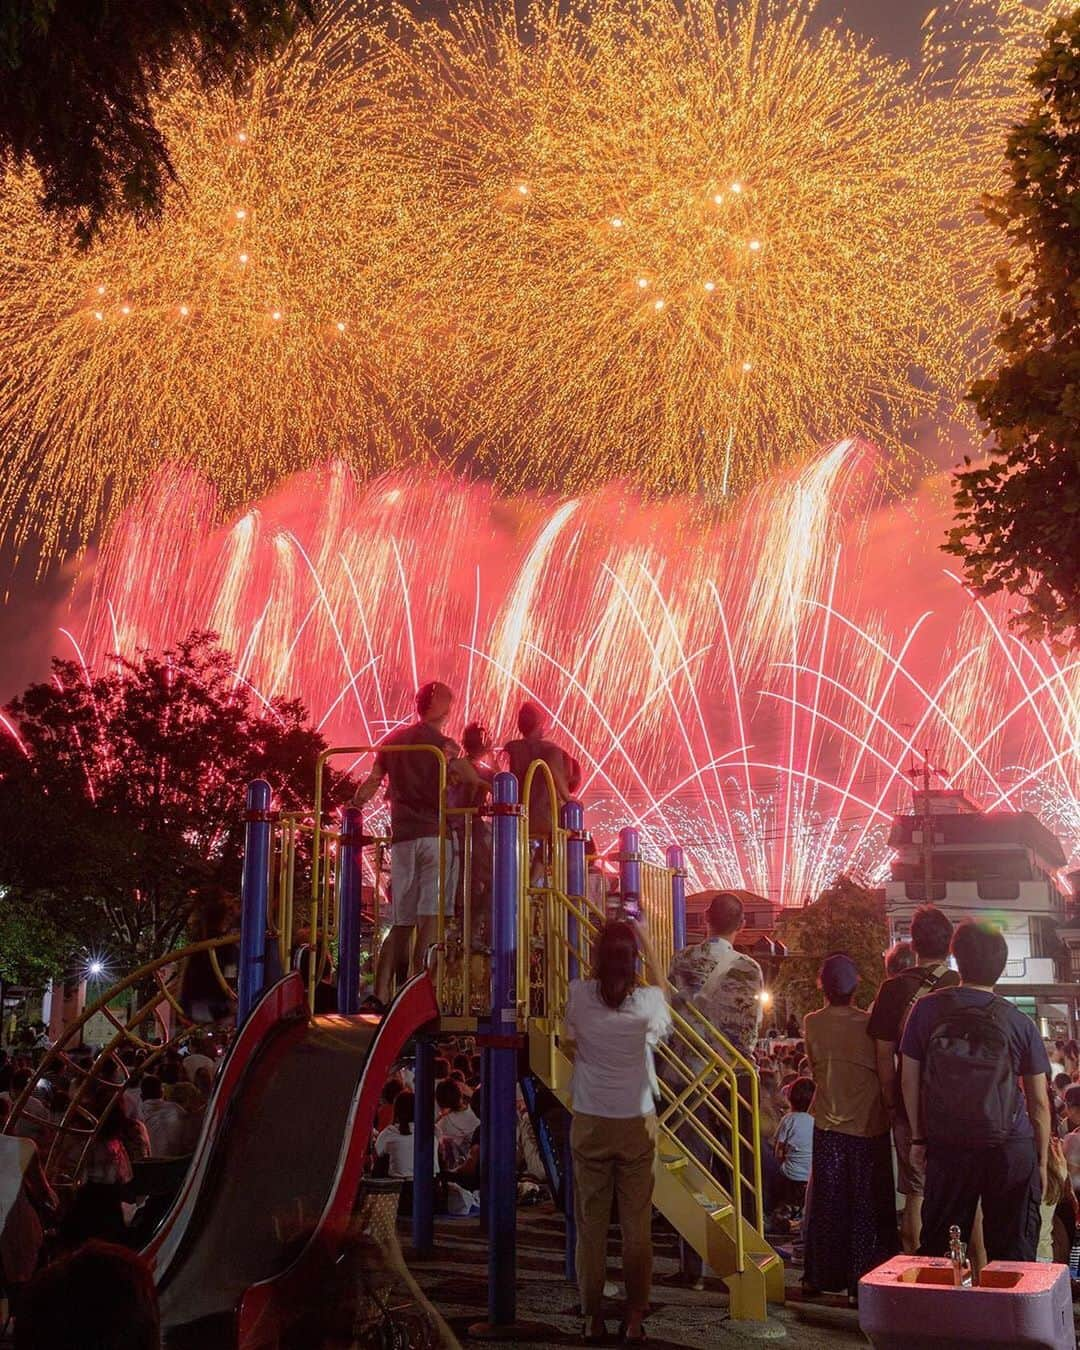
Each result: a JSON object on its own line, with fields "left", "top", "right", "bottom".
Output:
{"left": 802, "top": 1127, "right": 898, "bottom": 1295}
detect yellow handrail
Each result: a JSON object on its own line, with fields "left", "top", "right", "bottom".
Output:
{"left": 640, "top": 858, "right": 676, "bottom": 977}
{"left": 518, "top": 757, "right": 573, "bottom": 1022}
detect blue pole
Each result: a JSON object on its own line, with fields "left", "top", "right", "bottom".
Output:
{"left": 490, "top": 772, "right": 519, "bottom": 1015}
{"left": 238, "top": 779, "right": 272, "bottom": 1024}
{"left": 562, "top": 800, "right": 585, "bottom": 983}
{"left": 619, "top": 825, "right": 642, "bottom": 920}
{"left": 412, "top": 1037, "right": 435, "bottom": 1257}
{"left": 336, "top": 807, "right": 363, "bottom": 1015}
{"left": 488, "top": 771, "right": 520, "bottom": 1326}
{"left": 667, "top": 843, "right": 687, "bottom": 952}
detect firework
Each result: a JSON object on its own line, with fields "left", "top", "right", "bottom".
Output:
{"left": 0, "top": 18, "right": 426, "bottom": 560}
{"left": 0, "top": 0, "right": 1029, "bottom": 557}
{"left": 68, "top": 444, "right": 1080, "bottom": 902}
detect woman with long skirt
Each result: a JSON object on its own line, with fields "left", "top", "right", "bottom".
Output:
{"left": 802, "top": 952, "right": 898, "bottom": 1305}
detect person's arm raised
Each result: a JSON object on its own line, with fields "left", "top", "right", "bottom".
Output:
{"left": 630, "top": 917, "right": 667, "bottom": 993}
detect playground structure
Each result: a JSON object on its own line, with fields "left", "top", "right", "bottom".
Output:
{"left": 6, "top": 746, "right": 782, "bottom": 1345}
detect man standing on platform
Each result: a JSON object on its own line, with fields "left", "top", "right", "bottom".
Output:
{"left": 503, "top": 702, "right": 575, "bottom": 882}
{"left": 352, "top": 681, "right": 480, "bottom": 1012}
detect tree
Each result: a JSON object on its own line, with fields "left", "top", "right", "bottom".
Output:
{"left": 0, "top": 0, "right": 317, "bottom": 244}
{"left": 944, "top": 11, "right": 1080, "bottom": 652}
{"left": 0, "top": 888, "right": 72, "bottom": 988}
{"left": 0, "top": 631, "right": 347, "bottom": 976}
{"left": 772, "top": 875, "right": 889, "bottom": 1024}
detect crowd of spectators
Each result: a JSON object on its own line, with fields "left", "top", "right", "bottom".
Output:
{"left": 733, "top": 904, "right": 1079, "bottom": 1306}
{"left": 0, "top": 1028, "right": 227, "bottom": 1333}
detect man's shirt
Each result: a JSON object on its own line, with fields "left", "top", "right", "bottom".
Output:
{"left": 376, "top": 721, "right": 460, "bottom": 842}
{"left": 504, "top": 736, "right": 570, "bottom": 838}
{"left": 142, "top": 1098, "right": 191, "bottom": 1158}
{"left": 668, "top": 936, "right": 763, "bottom": 1058}
{"left": 867, "top": 962, "right": 961, "bottom": 1121}
{"left": 900, "top": 986, "right": 1050, "bottom": 1142}
{"left": 866, "top": 963, "right": 960, "bottom": 1046}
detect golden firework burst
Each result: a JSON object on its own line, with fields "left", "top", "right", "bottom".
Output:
{"left": 0, "top": 0, "right": 1041, "bottom": 556}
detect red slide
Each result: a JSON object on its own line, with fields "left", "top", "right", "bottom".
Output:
{"left": 145, "top": 970, "right": 439, "bottom": 1348}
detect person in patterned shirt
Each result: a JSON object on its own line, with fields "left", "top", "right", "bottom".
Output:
{"left": 668, "top": 891, "right": 764, "bottom": 1059}
{"left": 666, "top": 891, "right": 764, "bottom": 1284}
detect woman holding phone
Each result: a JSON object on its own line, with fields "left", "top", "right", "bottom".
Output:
{"left": 563, "top": 918, "right": 671, "bottom": 1343}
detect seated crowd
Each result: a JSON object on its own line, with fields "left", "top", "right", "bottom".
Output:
{"left": 369, "top": 1040, "right": 549, "bottom": 1212}
{"left": 0, "top": 1031, "right": 225, "bottom": 1329}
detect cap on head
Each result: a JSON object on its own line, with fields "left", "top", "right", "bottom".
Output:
{"left": 819, "top": 952, "right": 859, "bottom": 999}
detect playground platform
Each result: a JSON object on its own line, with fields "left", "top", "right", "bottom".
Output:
{"left": 6, "top": 755, "right": 785, "bottom": 1344}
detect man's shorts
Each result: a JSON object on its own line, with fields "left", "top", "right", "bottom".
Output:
{"left": 893, "top": 1112, "right": 925, "bottom": 1196}
{"left": 390, "top": 836, "right": 460, "bottom": 925}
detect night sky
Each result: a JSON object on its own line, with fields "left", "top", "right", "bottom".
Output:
{"left": 0, "top": 1, "right": 951, "bottom": 701}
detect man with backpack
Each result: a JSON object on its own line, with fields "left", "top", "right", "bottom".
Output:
{"left": 900, "top": 919, "right": 1051, "bottom": 1262}
{"left": 867, "top": 904, "right": 959, "bottom": 1252}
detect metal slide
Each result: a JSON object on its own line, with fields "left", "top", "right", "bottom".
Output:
{"left": 146, "top": 970, "right": 439, "bottom": 1348}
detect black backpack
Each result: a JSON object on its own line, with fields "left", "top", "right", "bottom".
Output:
{"left": 920, "top": 991, "right": 1018, "bottom": 1147}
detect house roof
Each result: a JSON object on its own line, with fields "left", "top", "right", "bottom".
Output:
{"left": 888, "top": 810, "right": 1067, "bottom": 868}
{"left": 685, "top": 888, "right": 778, "bottom": 914}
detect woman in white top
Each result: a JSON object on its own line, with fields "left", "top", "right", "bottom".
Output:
{"left": 564, "top": 918, "right": 671, "bottom": 1344}
{"left": 434, "top": 1080, "right": 480, "bottom": 1171}
{"left": 374, "top": 1090, "right": 439, "bottom": 1181}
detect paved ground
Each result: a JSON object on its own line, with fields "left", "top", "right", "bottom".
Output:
{"left": 407, "top": 1207, "right": 869, "bottom": 1348}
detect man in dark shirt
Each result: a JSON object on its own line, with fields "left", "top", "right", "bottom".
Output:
{"left": 901, "top": 920, "right": 1051, "bottom": 1263}
{"left": 867, "top": 903, "right": 959, "bottom": 1252}
{"left": 353, "top": 682, "right": 480, "bottom": 1009}
{"left": 503, "top": 702, "right": 574, "bottom": 882}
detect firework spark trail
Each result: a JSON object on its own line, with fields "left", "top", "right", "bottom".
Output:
{"left": 70, "top": 447, "right": 1080, "bottom": 900}
{"left": 0, "top": 0, "right": 1041, "bottom": 558}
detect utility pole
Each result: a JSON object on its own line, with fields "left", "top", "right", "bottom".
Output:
{"left": 907, "top": 747, "right": 940, "bottom": 902}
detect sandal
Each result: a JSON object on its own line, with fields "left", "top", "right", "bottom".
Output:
{"left": 583, "top": 1318, "right": 606, "bottom": 1344}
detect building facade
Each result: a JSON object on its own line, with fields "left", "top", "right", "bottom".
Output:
{"left": 884, "top": 787, "right": 1077, "bottom": 1031}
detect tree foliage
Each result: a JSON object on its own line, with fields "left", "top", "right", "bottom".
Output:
{"left": 945, "top": 11, "right": 1080, "bottom": 651}
{"left": 772, "top": 875, "right": 889, "bottom": 1024}
{"left": 0, "top": 888, "right": 71, "bottom": 987}
{"left": 0, "top": 631, "right": 346, "bottom": 976}
{"left": 0, "top": 0, "right": 316, "bottom": 244}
